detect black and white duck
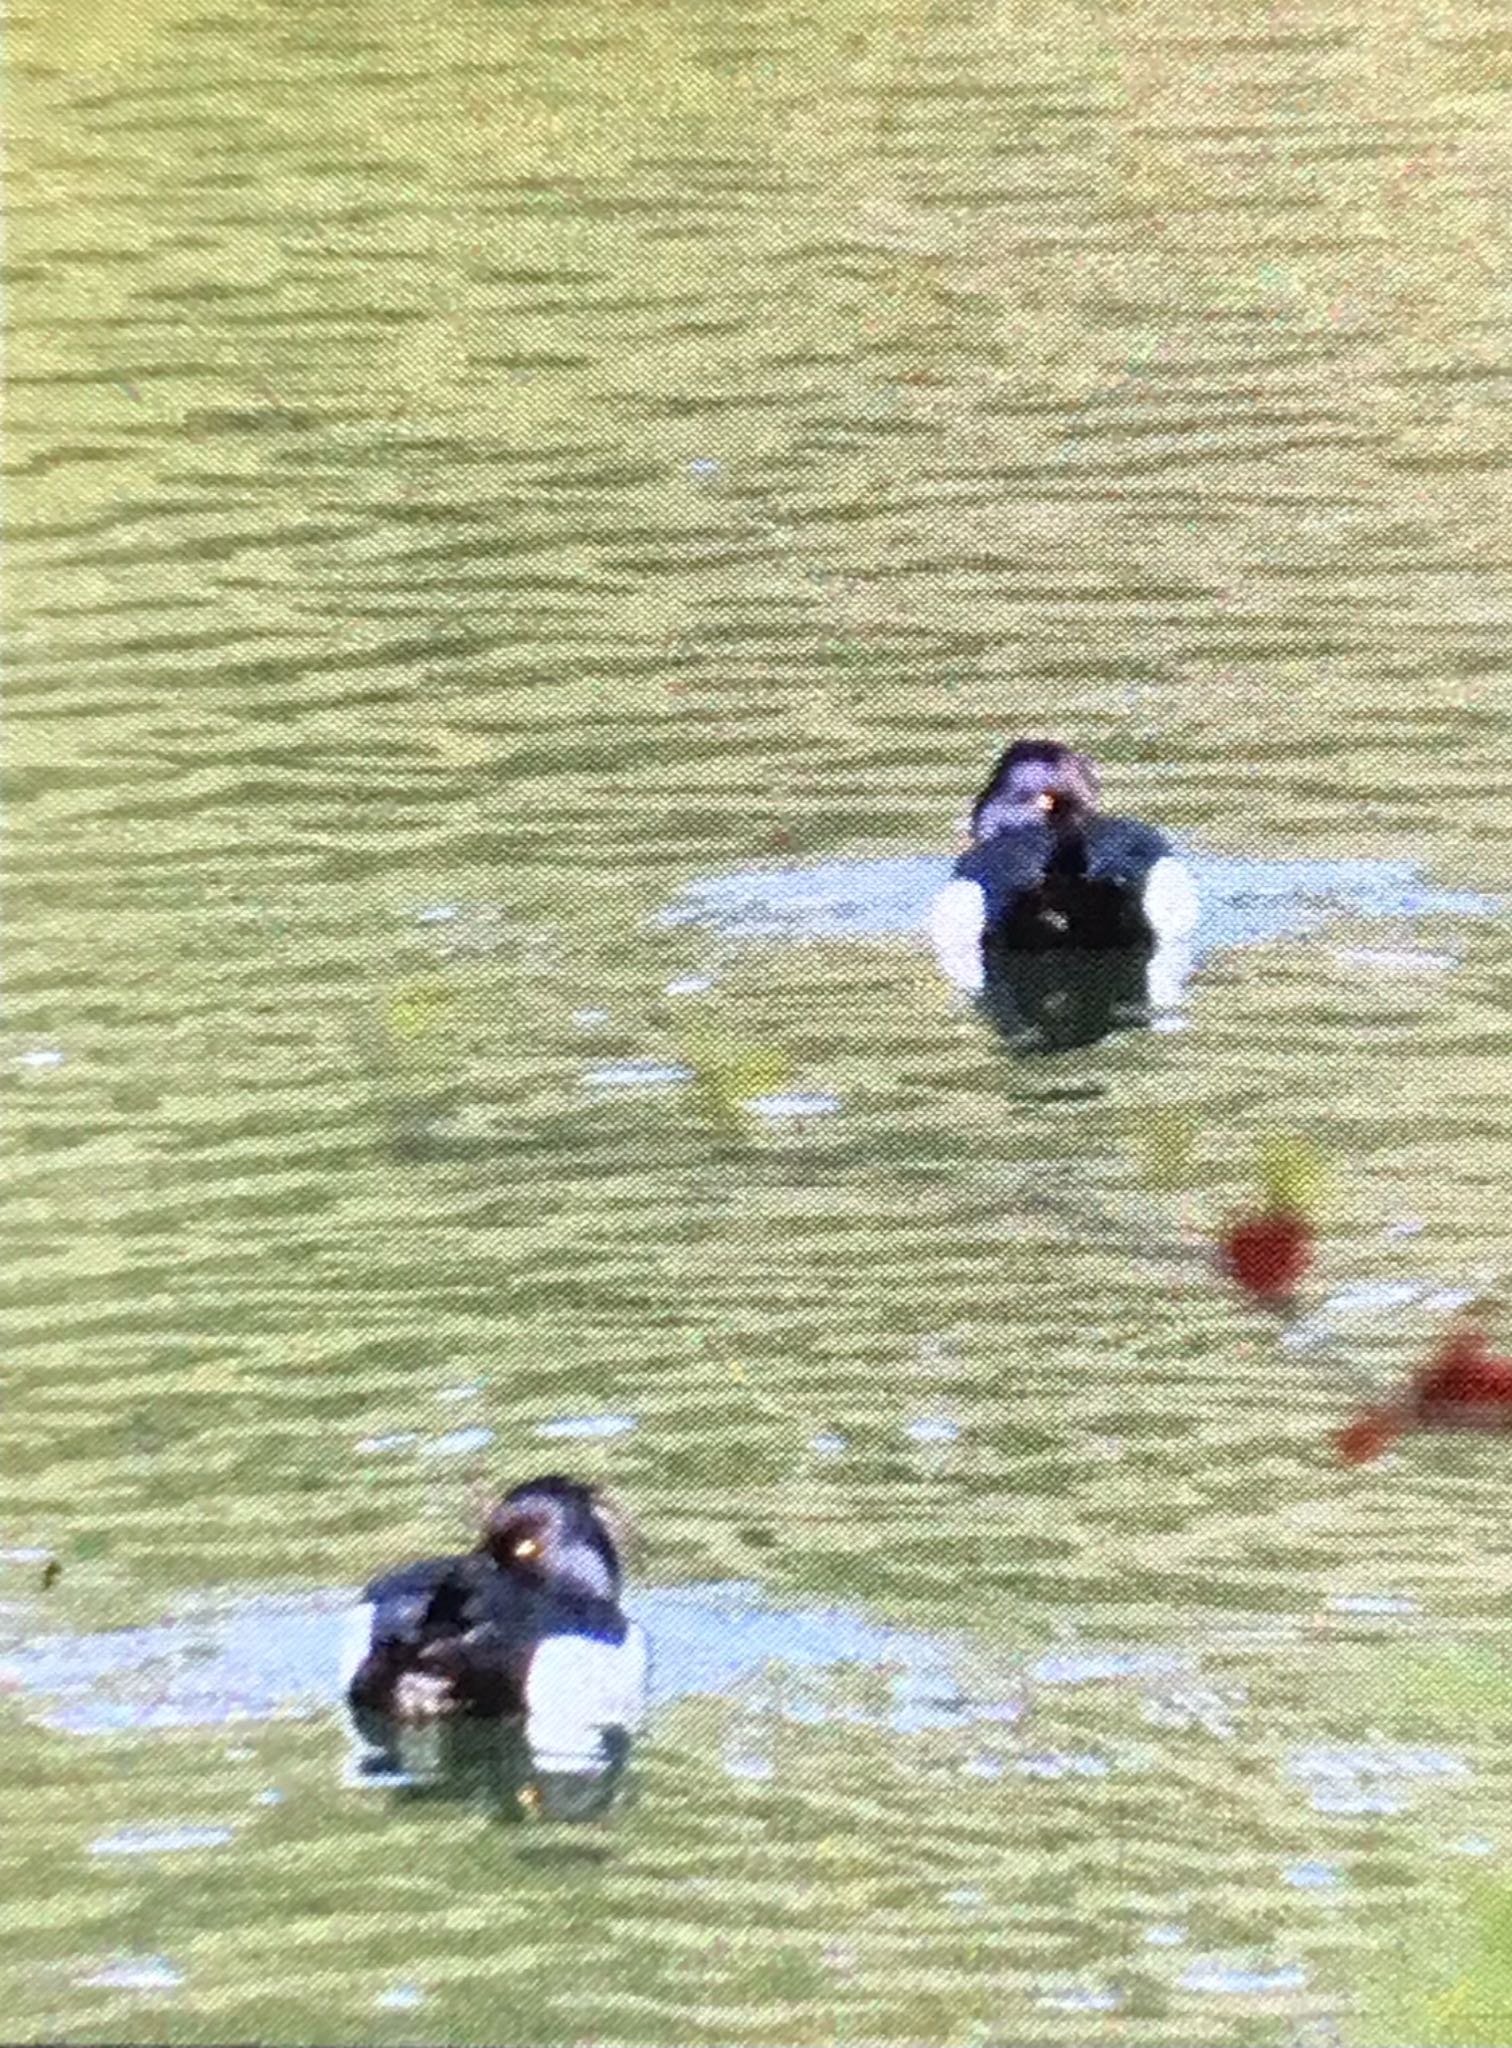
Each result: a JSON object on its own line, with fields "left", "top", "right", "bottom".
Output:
{"left": 342, "top": 1474, "right": 647, "bottom": 1815}
{"left": 930, "top": 739, "right": 1198, "bottom": 1017}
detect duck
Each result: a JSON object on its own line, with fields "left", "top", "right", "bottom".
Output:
{"left": 342, "top": 1474, "right": 648, "bottom": 1813}
{"left": 929, "top": 739, "right": 1198, "bottom": 1004}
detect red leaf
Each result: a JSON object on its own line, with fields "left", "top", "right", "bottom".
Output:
{"left": 1413, "top": 1323, "right": 1512, "bottom": 1421}
{"left": 1335, "top": 1407, "right": 1406, "bottom": 1465}
{"left": 1221, "top": 1207, "right": 1315, "bottom": 1302}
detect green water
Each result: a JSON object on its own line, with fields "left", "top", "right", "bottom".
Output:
{"left": 5, "top": 0, "right": 1512, "bottom": 2038}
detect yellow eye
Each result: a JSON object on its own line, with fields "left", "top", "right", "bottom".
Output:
{"left": 512, "top": 1536, "right": 540, "bottom": 1559}
{"left": 1036, "top": 791, "right": 1056, "bottom": 812}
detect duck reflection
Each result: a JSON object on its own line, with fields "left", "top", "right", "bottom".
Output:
{"left": 977, "top": 937, "right": 1183, "bottom": 1052}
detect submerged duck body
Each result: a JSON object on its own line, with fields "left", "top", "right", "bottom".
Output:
{"left": 930, "top": 740, "right": 1198, "bottom": 1013}
{"left": 342, "top": 1475, "right": 647, "bottom": 1812}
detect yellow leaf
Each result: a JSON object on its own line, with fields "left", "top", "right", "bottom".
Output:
{"left": 681, "top": 1031, "right": 796, "bottom": 1124}
{"left": 388, "top": 977, "right": 454, "bottom": 1043}
{"left": 1260, "top": 1134, "right": 1327, "bottom": 1215}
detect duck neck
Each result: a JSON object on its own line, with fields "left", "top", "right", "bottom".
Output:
{"left": 1045, "top": 807, "right": 1091, "bottom": 876}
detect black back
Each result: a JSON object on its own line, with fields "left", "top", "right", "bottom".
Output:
{"left": 956, "top": 814, "right": 1170, "bottom": 954}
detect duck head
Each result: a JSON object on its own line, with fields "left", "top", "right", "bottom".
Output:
{"left": 969, "top": 739, "right": 1101, "bottom": 843}
{"left": 480, "top": 1474, "right": 623, "bottom": 1602}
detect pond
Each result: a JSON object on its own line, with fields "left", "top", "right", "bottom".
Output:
{"left": 5, "top": 0, "right": 1512, "bottom": 2041}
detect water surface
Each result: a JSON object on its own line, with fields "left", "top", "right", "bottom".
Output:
{"left": 6, "top": 0, "right": 1512, "bottom": 2040}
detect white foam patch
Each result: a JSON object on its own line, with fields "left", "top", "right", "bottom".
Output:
{"left": 1036, "top": 1984, "right": 1122, "bottom": 2012}
{"left": 417, "top": 1427, "right": 495, "bottom": 1460}
{"left": 1179, "top": 1958, "right": 1307, "bottom": 1996}
{"left": 90, "top": 1825, "right": 234, "bottom": 1856}
{"left": 80, "top": 1956, "right": 184, "bottom": 1992}
{"left": 742, "top": 1092, "right": 840, "bottom": 1119}
{"left": 375, "top": 1984, "right": 426, "bottom": 2011}
{"left": 533, "top": 1413, "right": 637, "bottom": 1440}
{"left": 581, "top": 1061, "right": 693, "bottom": 1090}
{"left": 905, "top": 1417, "right": 960, "bottom": 1445}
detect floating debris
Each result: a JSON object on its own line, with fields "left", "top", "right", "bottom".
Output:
{"left": 90, "top": 1824, "right": 234, "bottom": 1857}
{"left": 386, "top": 978, "right": 454, "bottom": 1042}
{"left": 889, "top": 1669, "right": 972, "bottom": 1735}
{"left": 532, "top": 1414, "right": 637, "bottom": 1441}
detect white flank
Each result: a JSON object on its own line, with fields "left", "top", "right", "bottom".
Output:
{"left": 928, "top": 878, "right": 987, "bottom": 992}
{"left": 525, "top": 1623, "right": 650, "bottom": 1773}
{"left": 1142, "top": 856, "right": 1199, "bottom": 941}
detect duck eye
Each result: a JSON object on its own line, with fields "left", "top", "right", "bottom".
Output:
{"left": 512, "top": 1536, "right": 540, "bottom": 1559}
{"left": 1036, "top": 791, "right": 1057, "bottom": 812}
